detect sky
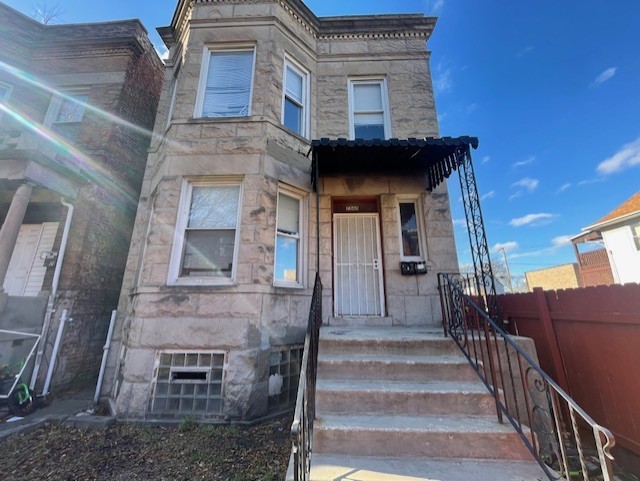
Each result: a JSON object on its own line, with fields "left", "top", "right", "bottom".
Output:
{"left": 4, "top": 0, "right": 639, "bottom": 284}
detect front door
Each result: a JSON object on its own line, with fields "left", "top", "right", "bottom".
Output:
{"left": 333, "top": 214, "right": 385, "bottom": 316}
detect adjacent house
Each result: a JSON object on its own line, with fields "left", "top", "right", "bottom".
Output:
{"left": 102, "top": 0, "right": 465, "bottom": 420}
{"left": 524, "top": 263, "right": 581, "bottom": 291}
{"left": 574, "top": 191, "right": 640, "bottom": 285}
{"left": 0, "top": 3, "right": 162, "bottom": 392}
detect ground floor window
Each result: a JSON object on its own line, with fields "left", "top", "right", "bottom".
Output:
{"left": 268, "top": 345, "right": 303, "bottom": 412}
{"left": 169, "top": 178, "right": 243, "bottom": 285}
{"left": 150, "top": 351, "right": 225, "bottom": 416}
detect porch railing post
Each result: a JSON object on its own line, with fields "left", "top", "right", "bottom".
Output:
{"left": 533, "top": 287, "right": 570, "bottom": 394}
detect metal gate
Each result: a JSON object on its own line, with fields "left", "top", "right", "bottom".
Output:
{"left": 333, "top": 214, "right": 385, "bottom": 316}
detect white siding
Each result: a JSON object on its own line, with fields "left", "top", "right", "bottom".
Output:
{"left": 601, "top": 223, "right": 640, "bottom": 284}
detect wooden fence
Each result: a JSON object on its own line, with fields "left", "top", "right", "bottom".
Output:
{"left": 497, "top": 283, "right": 640, "bottom": 456}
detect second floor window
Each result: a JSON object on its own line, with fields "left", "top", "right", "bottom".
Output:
{"left": 197, "top": 48, "right": 255, "bottom": 118}
{"left": 281, "top": 58, "right": 309, "bottom": 137}
{"left": 46, "top": 93, "right": 88, "bottom": 142}
{"left": 348, "top": 78, "right": 391, "bottom": 140}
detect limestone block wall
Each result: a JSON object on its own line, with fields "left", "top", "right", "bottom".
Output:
{"left": 105, "top": 0, "right": 458, "bottom": 419}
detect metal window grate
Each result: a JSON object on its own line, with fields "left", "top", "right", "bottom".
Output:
{"left": 268, "top": 345, "right": 303, "bottom": 412}
{"left": 150, "top": 352, "right": 224, "bottom": 416}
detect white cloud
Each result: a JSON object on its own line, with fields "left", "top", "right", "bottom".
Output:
{"left": 491, "top": 241, "right": 519, "bottom": 254}
{"left": 481, "top": 155, "right": 490, "bottom": 164}
{"left": 481, "top": 190, "right": 495, "bottom": 201}
{"left": 453, "top": 218, "right": 467, "bottom": 228}
{"left": 511, "top": 177, "right": 539, "bottom": 192}
{"left": 590, "top": 67, "right": 617, "bottom": 87}
{"left": 437, "top": 112, "right": 448, "bottom": 123}
{"left": 424, "top": 0, "right": 445, "bottom": 14}
{"left": 434, "top": 62, "right": 453, "bottom": 94}
{"left": 508, "top": 192, "right": 522, "bottom": 202}
{"left": 509, "top": 212, "right": 557, "bottom": 227}
{"left": 155, "top": 45, "right": 169, "bottom": 61}
{"left": 516, "top": 46, "right": 534, "bottom": 58}
{"left": 596, "top": 137, "right": 640, "bottom": 175}
{"left": 552, "top": 235, "right": 573, "bottom": 248}
{"left": 556, "top": 182, "right": 571, "bottom": 193}
{"left": 512, "top": 156, "right": 535, "bottom": 169}
{"left": 466, "top": 102, "right": 478, "bottom": 114}
{"left": 578, "top": 177, "right": 606, "bottom": 186}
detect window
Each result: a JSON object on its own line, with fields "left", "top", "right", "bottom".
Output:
{"left": 281, "top": 57, "right": 309, "bottom": 137}
{"left": 398, "top": 198, "right": 427, "bottom": 260}
{"left": 150, "top": 351, "right": 224, "bottom": 416}
{"left": 632, "top": 223, "right": 640, "bottom": 251}
{"left": 274, "top": 187, "right": 305, "bottom": 286}
{"left": 348, "top": 78, "right": 391, "bottom": 140}
{"left": 170, "top": 180, "right": 242, "bottom": 285}
{"left": 195, "top": 47, "right": 255, "bottom": 118}
{"left": 268, "top": 345, "right": 303, "bottom": 412}
{"left": 45, "top": 92, "right": 89, "bottom": 142}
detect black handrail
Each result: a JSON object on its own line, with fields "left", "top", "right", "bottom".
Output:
{"left": 438, "top": 273, "right": 615, "bottom": 481}
{"left": 290, "top": 272, "right": 322, "bottom": 481}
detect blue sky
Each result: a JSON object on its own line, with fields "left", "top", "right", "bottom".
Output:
{"left": 5, "top": 0, "right": 639, "bottom": 282}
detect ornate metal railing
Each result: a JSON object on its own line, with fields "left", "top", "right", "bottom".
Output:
{"left": 290, "top": 272, "right": 322, "bottom": 481}
{"left": 438, "top": 273, "right": 615, "bottom": 481}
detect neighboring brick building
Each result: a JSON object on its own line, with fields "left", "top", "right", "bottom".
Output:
{"left": 525, "top": 263, "right": 581, "bottom": 291}
{"left": 0, "top": 3, "right": 163, "bottom": 393}
{"left": 103, "top": 0, "right": 467, "bottom": 420}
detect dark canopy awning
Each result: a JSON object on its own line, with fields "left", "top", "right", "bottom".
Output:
{"left": 310, "top": 136, "right": 479, "bottom": 191}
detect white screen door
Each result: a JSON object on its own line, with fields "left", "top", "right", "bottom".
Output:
{"left": 333, "top": 214, "right": 385, "bottom": 316}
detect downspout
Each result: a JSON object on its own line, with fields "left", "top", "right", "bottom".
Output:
{"left": 29, "top": 198, "right": 74, "bottom": 391}
{"left": 94, "top": 310, "right": 117, "bottom": 404}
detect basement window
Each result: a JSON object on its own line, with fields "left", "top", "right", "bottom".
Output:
{"left": 150, "top": 351, "right": 225, "bottom": 416}
{"left": 268, "top": 345, "right": 303, "bottom": 412}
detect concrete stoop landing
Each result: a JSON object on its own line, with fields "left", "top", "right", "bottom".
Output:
{"left": 301, "top": 326, "right": 546, "bottom": 481}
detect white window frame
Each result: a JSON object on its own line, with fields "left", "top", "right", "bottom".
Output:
{"left": 43, "top": 89, "right": 89, "bottom": 139}
{"left": 273, "top": 185, "right": 307, "bottom": 288}
{"left": 631, "top": 222, "right": 640, "bottom": 251}
{"left": 0, "top": 82, "right": 13, "bottom": 123}
{"left": 281, "top": 55, "right": 310, "bottom": 138}
{"left": 168, "top": 177, "right": 244, "bottom": 286}
{"left": 194, "top": 44, "right": 257, "bottom": 119}
{"left": 397, "top": 196, "right": 428, "bottom": 262}
{"left": 348, "top": 77, "right": 392, "bottom": 140}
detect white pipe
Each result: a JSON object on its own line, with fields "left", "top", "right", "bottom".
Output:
{"left": 94, "top": 310, "right": 117, "bottom": 404}
{"left": 42, "top": 309, "right": 68, "bottom": 396}
{"left": 30, "top": 198, "right": 74, "bottom": 390}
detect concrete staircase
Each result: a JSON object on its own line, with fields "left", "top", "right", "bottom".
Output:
{"left": 304, "top": 326, "right": 546, "bottom": 481}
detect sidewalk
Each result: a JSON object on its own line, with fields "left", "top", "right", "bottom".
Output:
{"left": 0, "top": 389, "right": 108, "bottom": 440}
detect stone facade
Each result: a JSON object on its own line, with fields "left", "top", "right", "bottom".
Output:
{"left": 104, "top": 0, "right": 459, "bottom": 420}
{"left": 0, "top": 4, "right": 163, "bottom": 391}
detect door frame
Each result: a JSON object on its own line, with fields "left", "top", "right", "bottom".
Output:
{"left": 332, "top": 212, "right": 386, "bottom": 317}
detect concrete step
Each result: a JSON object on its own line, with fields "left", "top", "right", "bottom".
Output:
{"left": 319, "top": 327, "right": 459, "bottom": 356}
{"left": 317, "top": 353, "right": 477, "bottom": 381}
{"left": 316, "top": 379, "right": 497, "bottom": 416}
{"left": 314, "top": 413, "right": 533, "bottom": 460}
{"left": 302, "top": 454, "right": 546, "bottom": 481}
{"left": 328, "top": 316, "right": 393, "bottom": 327}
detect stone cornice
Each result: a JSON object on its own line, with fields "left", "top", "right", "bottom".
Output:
{"left": 164, "top": 0, "right": 435, "bottom": 46}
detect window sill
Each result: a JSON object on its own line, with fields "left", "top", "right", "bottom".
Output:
{"left": 168, "top": 277, "right": 235, "bottom": 287}
{"left": 273, "top": 282, "right": 306, "bottom": 290}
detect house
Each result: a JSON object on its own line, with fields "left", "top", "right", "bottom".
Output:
{"left": 102, "top": 0, "right": 466, "bottom": 421}
{"left": 0, "top": 3, "right": 163, "bottom": 393}
{"left": 573, "top": 191, "right": 640, "bottom": 285}
{"left": 525, "top": 263, "right": 581, "bottom": 291}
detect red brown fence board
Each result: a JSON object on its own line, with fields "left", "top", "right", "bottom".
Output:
{"left": 498, "top": 283, "right": 640, "bottom": 456}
